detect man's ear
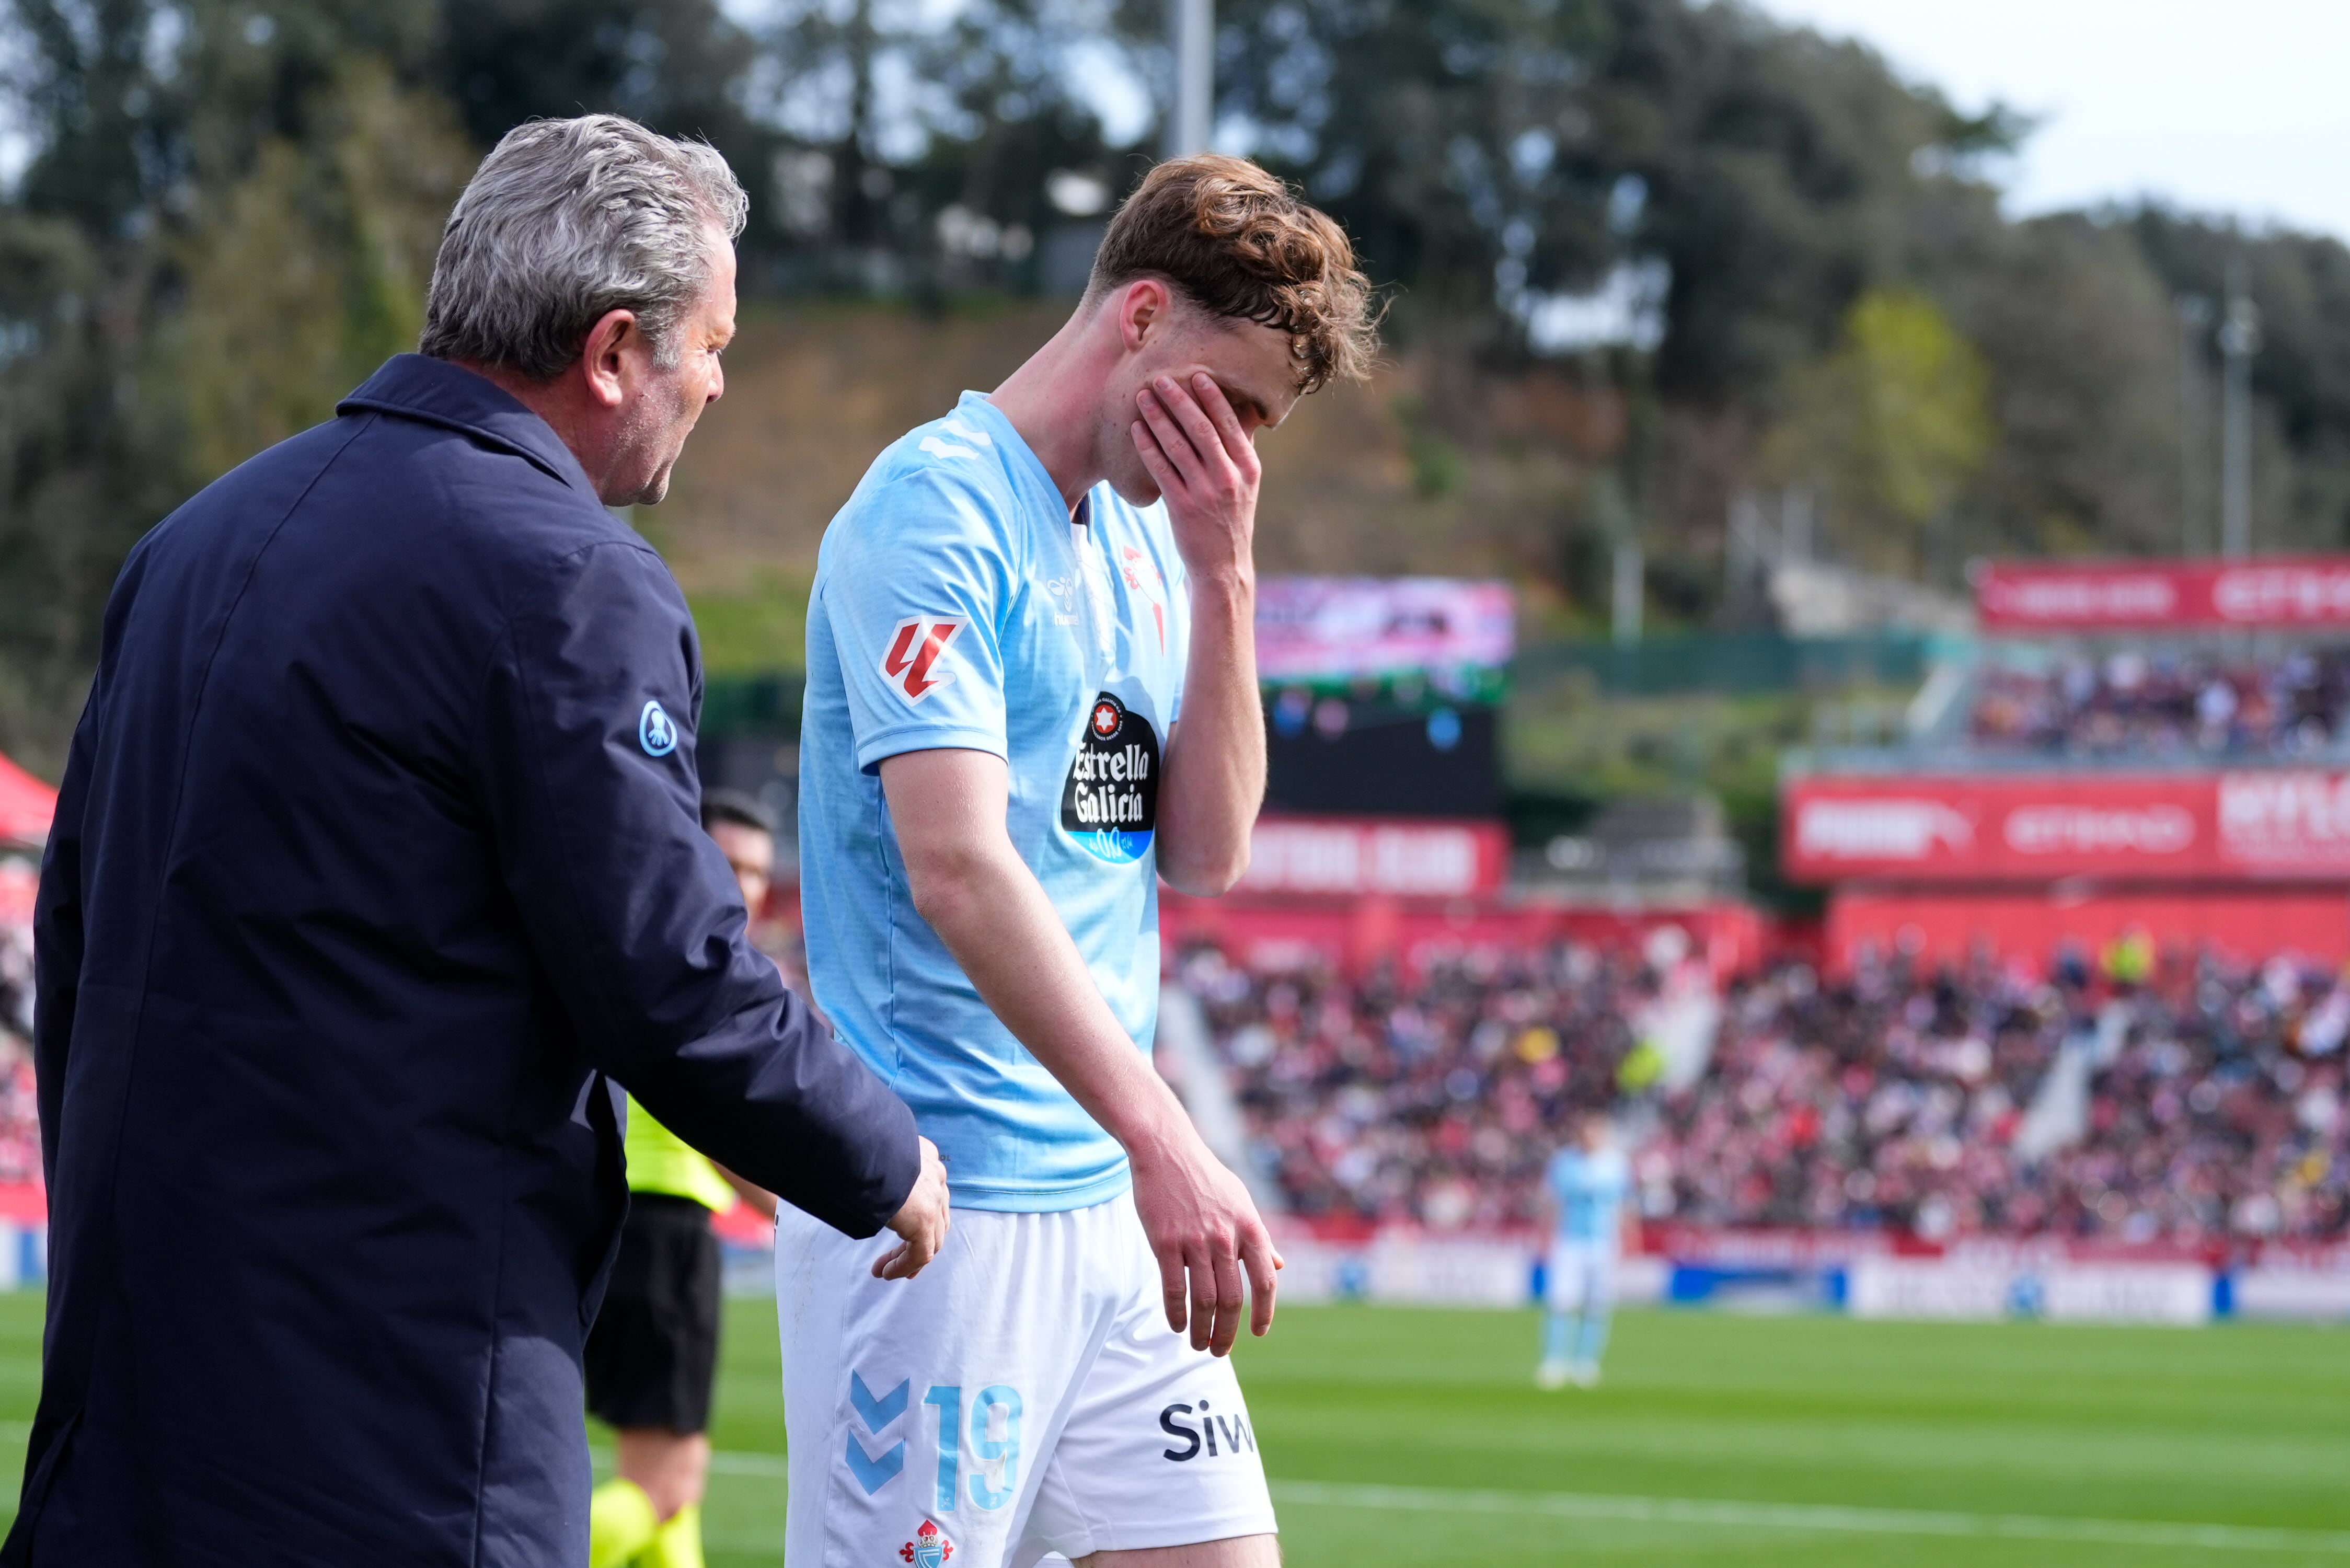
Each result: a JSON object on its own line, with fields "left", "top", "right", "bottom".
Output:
{"left": 579, "top": 308, "right": 639, "bottom": 410}
{"left": 1116, "top": 278, "right": 1173, "bottom": 356}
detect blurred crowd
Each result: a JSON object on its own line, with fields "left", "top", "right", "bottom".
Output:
{"left": 1967, "top": 645, "right": 2350, "bottom": 758}
{"left": 1176, "top": 941, "right": 1665, "bottom": 1231}
{"left": 1181, "top": 937, "right": 2350, "bottom": 1244}
{"left": 0, "top": 927, "right": 37, "bottom": 1187}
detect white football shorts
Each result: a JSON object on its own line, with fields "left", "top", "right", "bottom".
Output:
{"left": 775, "top": 1191, "right": 1278, "bottom": 1567}
{"left": 1545, "top": 1238, "right": 1619, "bottom": 1315}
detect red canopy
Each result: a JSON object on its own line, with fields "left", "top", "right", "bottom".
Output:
{"left": 0, "top": 753, "right": 56, "bottom": 847}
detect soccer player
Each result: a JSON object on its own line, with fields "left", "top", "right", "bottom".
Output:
{"left": 785, "top": 155, "right": 1376, "bottom": 1567}
{"left": 587, "top": 790, "right": 787, "bottom": 1568}
{"left": 1539, "top": 1111, "right": 1633, "bottom": 1390}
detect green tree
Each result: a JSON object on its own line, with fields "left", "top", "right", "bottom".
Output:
{"left": 154, "top": 59, "right": 471, "bottom": 485}
{"left": 1771, "top": 289, "right": 1990, "bottom": 577}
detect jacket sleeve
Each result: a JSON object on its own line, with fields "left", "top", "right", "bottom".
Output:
{"left": 478, "top": 537, "right": 918, "bottom": 1238}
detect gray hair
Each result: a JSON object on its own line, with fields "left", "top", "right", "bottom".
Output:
{"left": 419, "top": 114, "right": 748, "bottom": 381}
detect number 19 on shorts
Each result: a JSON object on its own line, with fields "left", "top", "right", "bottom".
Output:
{"left": 845, "top": 1373, "right": 1024, "bottom": 1513}
{"left": 923, "top": 1385, "right": 1022, "bottom": 1511}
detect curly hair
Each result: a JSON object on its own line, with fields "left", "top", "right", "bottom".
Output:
{"left": 1086, "top": 154, "right": 1379, "bottom": 395}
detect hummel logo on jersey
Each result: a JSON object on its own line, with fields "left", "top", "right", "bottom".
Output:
{"left": 881, "top": 617, "right": 964, "bottom": 703}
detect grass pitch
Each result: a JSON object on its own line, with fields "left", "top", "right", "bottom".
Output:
{"left": 0, "top": 1293, "right": 2341, "bottom": 1564}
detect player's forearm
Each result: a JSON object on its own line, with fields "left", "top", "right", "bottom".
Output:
{"left": 715, "top": 1161, "right": 779, "bottom": 1220}
{"left": 909, "top": 837, "right": 1194, "bottom": 1158}
{"left": 1156, "top": 569, "right": 1264, "bottom": 896}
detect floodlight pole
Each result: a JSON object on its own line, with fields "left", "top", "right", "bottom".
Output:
{"left": 1167, "top": 0, "right": 1214, "bottom": 158}
{"left": 2218, "top": 262, "right": 2260, "bottom": 559}
{"left": 2175, "top": 295, "right": 2211, "bottom": 554}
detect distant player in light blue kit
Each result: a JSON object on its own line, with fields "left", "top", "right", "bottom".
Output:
{"left": 1539, "top": 1112, "right": 1632, "bottom": 1389}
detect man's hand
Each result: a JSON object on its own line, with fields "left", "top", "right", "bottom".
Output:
{"left": 1130, "top": 1124, "right": 1282, "bottom": 1356}
{"left": 1132, "top": 373, "right": 1260, "bottom": 585}
{"left": 872, "top": 1136, "right": 950, "bottom": 1280}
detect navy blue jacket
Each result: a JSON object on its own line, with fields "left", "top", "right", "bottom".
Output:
{"left": 8, "top": 355, "right": 918, "bottom": 1565}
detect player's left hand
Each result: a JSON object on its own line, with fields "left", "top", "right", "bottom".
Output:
{"left": 1131, "top": 372, "right": 1259, "bottom": 586}
{"left": 1130, "top": 1123, "right": 1284, "bottom": 1356}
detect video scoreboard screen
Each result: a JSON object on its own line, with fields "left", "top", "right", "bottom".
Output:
{"left": 1257, "top": 578, "right": 1511, "bottom": 821}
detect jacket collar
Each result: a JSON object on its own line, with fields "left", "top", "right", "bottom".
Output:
{"left": 338, "top": 354, "right": 598, "bottom": 497}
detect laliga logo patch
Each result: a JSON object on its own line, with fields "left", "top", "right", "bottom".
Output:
{"left": 900, "top": 1520, "right": 953, "bottom": 1565}
{"left": 881, "top": 617, "right": 964, "bottom": 704}
{"left": 638, "top": 699, "right": 678, "bottom": 757}
{"left": 1061, "top": 692, "right": 1159, "bottom": 865}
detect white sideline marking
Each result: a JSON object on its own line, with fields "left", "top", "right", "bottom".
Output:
{"left": 1269, "top": 1479, "right": 2350, "bottom": 1556}
{"left": 601, "top": 1448, "right": 2350, "bottom": 1559}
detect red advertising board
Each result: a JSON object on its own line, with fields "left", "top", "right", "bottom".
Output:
{"left": 1235, "top": 815, "right": 1512, "bottom": 898}
{"left": 1160, "top": 889, "right": 1764, "bottom": 981}
{"left": 1784, "top": 771, "right": 2350, "bottom": 883}
{"left": 1977, "top": 556, "right": 2350, "bottom": 632}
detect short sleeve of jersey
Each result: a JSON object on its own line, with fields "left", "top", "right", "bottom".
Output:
{"left": 822, "top": 467, "right": 1017, "bottom": 773}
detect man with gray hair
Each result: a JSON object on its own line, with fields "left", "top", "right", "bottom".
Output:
{"left": 7, "top": 113, "right": 947, "bottom": 1567}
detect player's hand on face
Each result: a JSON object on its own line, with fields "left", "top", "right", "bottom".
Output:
{"left": 874, "top": 1135, "right": 950, "bottom": 1280}
{"left": 1131, "top": 1129, "right": 1283, "bottom": 1356}
{"left": 1131, "top": 372, "right": 1260, "bottom": 584}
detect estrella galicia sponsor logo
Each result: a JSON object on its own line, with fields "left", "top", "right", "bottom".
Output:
{"left": 1061, "top": 692, "right": 1159, "bottom": 864}
{"left": 1159, "top": 1397, "right": 1255, "bottom": 1462}
{"left": 639, "top": 699, "right": 678, "bottom": 757}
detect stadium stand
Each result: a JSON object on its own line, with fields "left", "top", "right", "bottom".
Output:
{"left": 1967, "top": 645, "right": 2350, "bottom": 758}
{"left": 1181, "top": 939, "right": 2349, "bottom": 1244}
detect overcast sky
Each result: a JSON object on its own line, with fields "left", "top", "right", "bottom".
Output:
{"left": 1752, "top": 0, "right": 2350, "bottom": 241}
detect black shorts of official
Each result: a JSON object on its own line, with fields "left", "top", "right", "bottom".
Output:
{"left": 586, "top": 1193, "right": 722, "bottom": 1434}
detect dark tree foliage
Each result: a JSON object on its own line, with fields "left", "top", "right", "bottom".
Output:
{"left": 434, "top": 1, "right": 780, "bottom": 244}
{"left": 0, "top": 0, "right": 790, "bottom": 763}
{"left": 1587, "top": 0, "right": 1962, "bottom": 399}
{"left": 1189, "top": 0, "right": 2007, "bottom": 387}
{"left": 751, "top": 0, "right": 1130, "bottom": 293}
{"left": 2129, "top": 209, "right": 2350, "bottom": 542}
{"left": 901, "top": 0, "right": 1135, "bottom": 274}
{"left": 1197, "top": 0, "right": 1622, "bottom": 330}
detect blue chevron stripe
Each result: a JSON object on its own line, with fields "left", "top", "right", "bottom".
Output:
{"left": 845, "top": 1433, "right": 906, "bottom": 1494}
{"left": 850, "top": 1371, "right": 910, "bottom": 1431}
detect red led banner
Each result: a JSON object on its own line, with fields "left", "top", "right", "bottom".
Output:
{"left": 1976, "top": 556, "right": 2350, "bottom": 632}
{"left": 1784, "top": 771, "right": 2350, "bottom": 883}
{"left": 1235, "top": 816, "right": 1512, "bottom": 898}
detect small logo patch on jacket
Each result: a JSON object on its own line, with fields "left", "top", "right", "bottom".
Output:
{"left": 639, "top": 700, "right": 678, "bottom": 757}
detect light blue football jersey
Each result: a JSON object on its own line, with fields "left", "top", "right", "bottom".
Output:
{"left": 798, "top": 391, "right": 1190, "bottom": 1211}
{"left": 1548, "top": 1146, "right": 1630, "bottom": 1243}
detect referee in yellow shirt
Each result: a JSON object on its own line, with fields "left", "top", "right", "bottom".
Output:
{"left": 588, "top": 790, "right": 786, "bottom": 1568}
